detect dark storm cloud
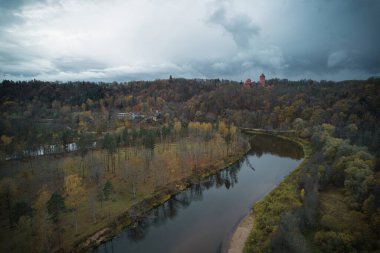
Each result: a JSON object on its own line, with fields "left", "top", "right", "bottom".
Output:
{"left": 0, "top": 0, "right": 379, "bottom": 81}
{"left": 0, "top": 0, "right": 46, "bottom": 9}
{"left": 0, "top": 0, "right": 47, "bottom": 25}
{"left": 208, "top": 6, "right": 260, "bottom": 49}
{"left": 281, "top": 0, "right": 380, "bottom": 79}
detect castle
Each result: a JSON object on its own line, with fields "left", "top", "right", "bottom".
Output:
{"left": 244, "top": 73, "right": 266, "bottom": 88}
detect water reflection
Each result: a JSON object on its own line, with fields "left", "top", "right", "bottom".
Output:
{"left": 247, "top": 134, "right": 303, "bottom": 159}
{"left": 101, "top": 162, "right": 244, "bottom": 248}
{"left": 95, "top": 135, "right": 303, "bottom": 253}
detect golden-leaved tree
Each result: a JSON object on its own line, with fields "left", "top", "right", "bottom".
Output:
{"left": 64, "top": 174, "right": 85, "bottom": 233}
{"left": 32, "top": 186, "right": 54, "bottom": 252}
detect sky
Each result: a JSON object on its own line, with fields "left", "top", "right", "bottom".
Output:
{"left": 0, "top": 0, "right": 379, "bottom": 82}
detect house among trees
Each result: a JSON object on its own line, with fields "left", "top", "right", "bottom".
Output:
{"left": 116, "top": 111, "right": 163, "bottom": 123}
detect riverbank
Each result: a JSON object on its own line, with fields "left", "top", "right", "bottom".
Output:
{"left": 241, "top": 129, "right": 312, "bottom": 252}
{"left": 74, "top": 142, "right": 252, "bottom": 252}
{"left": 224, "top": 130, "right": 309, "bottom": 252}
{"left": 0, "top": 130, "right": 248, "bottom": 252}
{"left": 226, "top": 212, "right": 255, "bottom": 253}
{"left": 76, "top": 129, "right": 307, "bottom": 252}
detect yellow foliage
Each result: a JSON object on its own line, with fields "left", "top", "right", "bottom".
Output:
{"left": 174, "top": 120, "right": 181, "bottom": 134}
{"left": 2, "top": 100, "right": 16, "bottom": 106}
{"left": 1, "top": 135, "right": 12, "bottom": 145}
{"left": 81, "top": 111, "right": 92, "bottom": 117}
{"left": 156, "top": 97, "right": 165, "bottom": 107}
{"left": 125, "top": 95, "right": 133, "bottom": 103}
{"left": 218, "top": 121, "right": 228, "bottom": 135}
{"left": 31, "top": 186, "right": 54, "bottom": 252}
{"left": 86, "top": 98, "right": 94, "bottom": 107}
{"left": 64, "top": 174, "right": 83, "bottom": 195}
{"left": 322, "top": 123, "right": 335, "bottom": 135}
{"left": 33, "top": 186, "right": 51, "bottom": 211}
{"left": 61, "top": 105, "right": 71, "bottom": 114}
{"left": 64, "top": 174, "right": 85, "bottom": 209}
{"left": 62, "top": 157, "right": 76, "bottom": 174}
{"left": 230, "top": 124, "right": 237, "bottom": 136}
{"left": 79, "top": 120, "right": 87, "bottom": 131}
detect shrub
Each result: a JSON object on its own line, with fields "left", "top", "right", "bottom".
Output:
{"left": 314, "top": 230, "right": 354, "bottom": 253}
{"left": 319, "top": 215, "right": 341, "bottom": 231}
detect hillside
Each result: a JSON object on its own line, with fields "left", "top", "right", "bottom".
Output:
{"left": 0, "top": 78, "right": 379, "bottom": 252}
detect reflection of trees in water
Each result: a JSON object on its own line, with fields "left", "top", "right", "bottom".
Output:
{"left": 215, "top": 173, "right": 224, "bottom": 188}
{"left": 100, "top": 135, "right": 301, "bottom": 249}
{"left": 191, "top": 183, "right": 204, "bottom": 201}
{"left": 151, "top": 205, "right": 167, "bottom": 227}
{"left": 202, "top": 179, "right": 214, "bottom": 189}
{"left": 229, "top": 162, "right": 241, "bottom": 186}
{"left": 174, "top": 192, "right": 191, "bottom": 208}
{"left": 126, "top": 197, "right": 182, "bottom": 242}
{"left": 167, "top": 197, "right": 179, "bottom": 219}
{"left": 100, "top": 238, "right": 114, "bottom": 253}
{"left": 207, "top": 160, "right": 243, "bottom": 190}
{"left": 247, "top": 134, "right": 303, "bottom": 159}
{"left": 244, "top": 156, "right": 255, "bottom": 171}
{"left": 127, "top": 218, "right": 151, "bottom": 242}
{"left": 115, "top": 162, "right": 244, "bottom": 244}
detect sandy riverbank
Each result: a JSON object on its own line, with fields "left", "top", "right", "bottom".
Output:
{"left": 226, "top": 212, "right": 255, "bottom": 253}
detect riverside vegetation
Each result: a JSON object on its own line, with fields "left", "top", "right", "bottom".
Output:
{"left": 0, "top": 120, "right": 247, "bottom": 252}
{"left": 0, "top": 77, "right": 379, "bottom": 252}
{"left": 244, "top": 125, "right": 379, "bottom": 253}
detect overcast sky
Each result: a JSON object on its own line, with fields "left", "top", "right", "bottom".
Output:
{"left": 1, "top": 0, "right": 379, "bottom": 82}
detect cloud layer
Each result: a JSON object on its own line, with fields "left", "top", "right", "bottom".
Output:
{"left": 1, "top": 0, "right": 379, "bottom": 81}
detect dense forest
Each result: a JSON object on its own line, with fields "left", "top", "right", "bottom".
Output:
{"left": 1, "top": 78, "right": 378, "bottom": 154}
{"left": 0, "top": 78, "right": 379, "bottom": 252}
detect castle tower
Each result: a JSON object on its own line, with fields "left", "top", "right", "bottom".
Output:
{"left": 259, "top": 73, "right": 265, "bottom": 86}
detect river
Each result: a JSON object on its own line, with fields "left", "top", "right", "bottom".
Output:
{"left": 94, "top": 134, "right": 303, "bottom": 253}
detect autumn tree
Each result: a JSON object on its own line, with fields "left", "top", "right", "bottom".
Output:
{"left": 173, "top": 120, "right": 182, "bottom": 140}
{"left": 32, "top": 187, "right": 54, "bottom": 252}
{"left": 64, "top": 174, "right": 85, "bottom": 233}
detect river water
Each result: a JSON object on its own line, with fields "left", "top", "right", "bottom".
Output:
{"left": 94, "top": 134, "right": 303, "bottom": 253}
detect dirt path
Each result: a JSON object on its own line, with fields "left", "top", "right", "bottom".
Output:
{"left": 226, "top": 212, "right": 255, "bottom": 253}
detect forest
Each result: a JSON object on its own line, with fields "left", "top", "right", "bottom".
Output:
{"left": 0, "top": 77, "right": 379, "bottom": 252}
